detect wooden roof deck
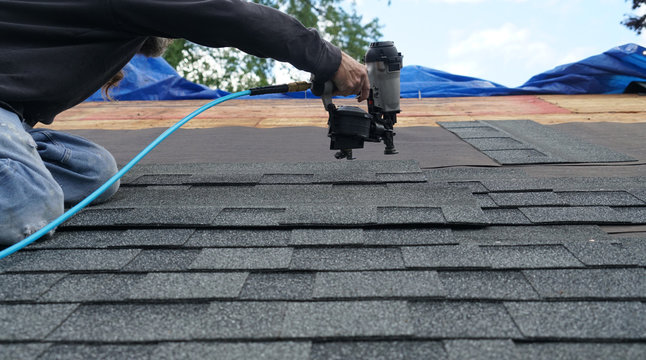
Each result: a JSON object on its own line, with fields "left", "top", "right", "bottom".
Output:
{"left": 43, "top": 94, "right": 646, "bottom": 131}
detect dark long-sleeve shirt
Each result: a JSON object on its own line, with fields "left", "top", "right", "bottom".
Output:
{"left": 0, "top": 0, "right": 342, "bottom": 126}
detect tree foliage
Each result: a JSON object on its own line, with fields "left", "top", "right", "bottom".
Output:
{"left": 163, "top": 0, "right": 382, "bottom": 92}
{"left": 623, "top": 0, "right": 646, "bottom": 34}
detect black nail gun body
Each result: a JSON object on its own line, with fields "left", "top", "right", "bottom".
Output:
{"left": 313, "top": 41, "right": 403, "bottom": 160}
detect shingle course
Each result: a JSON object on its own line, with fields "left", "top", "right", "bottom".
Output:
{"left": 312, "top": 271, "right": 445, "bottom": 299}
{"left": 409, "top": 301, "right": 522, "bottom": 338}
{"left": 523, "top": 268, "right": 646, "bottom": 299}
{"left": 3, "top": 158, "right": 646, "bottom": 356}
{"left": 282, "top": 301, "right": 413, "bottom": 338}
{"left": 505, "top": 301, "right": 646, "bottom": 339}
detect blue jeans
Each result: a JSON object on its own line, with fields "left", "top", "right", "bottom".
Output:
{"left": 0, "top": 108, "right": 119, "bottom": 245}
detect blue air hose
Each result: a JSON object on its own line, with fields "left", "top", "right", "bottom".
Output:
{"left": 0, "top": 81, "right": 310, "bottom": 259}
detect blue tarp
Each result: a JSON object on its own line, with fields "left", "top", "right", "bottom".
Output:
{"left": 86, "top": 43, "right": 646, "bottom": 101}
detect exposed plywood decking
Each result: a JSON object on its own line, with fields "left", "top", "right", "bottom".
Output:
{"left": 43, "top": 94, "right": 646, "bottom": 130}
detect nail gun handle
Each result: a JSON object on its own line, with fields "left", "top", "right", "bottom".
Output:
{"left": 310, "top": 78, "right": 336, "bottom": 111}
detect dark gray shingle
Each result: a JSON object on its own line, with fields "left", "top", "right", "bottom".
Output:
{"left": 123, "top": 249, "right": 201, "bottom": 272}
{"left": 402, "top": 245, "right": 491, "bottom": 269}
{"left": 557, "top": 191, "right": 645, "bottom": 206}
{"left": 0, "top": 273, "right": 65, "bottom": 301}
{"left": 189, "top": 248, "right": 293, "bottom": 270}
{"left": 310, "top": 341, "right": 447, "bottom": 360}
{"left": 483, "top": 209, "right": 532, "bottom": 225}
{"left": 409, "top": 301, "right": 522, "bottom": 338}
{"left": 49, "top": 302, "right": 288, "bottom": 341}
{"left": 0, "top": 343, "right": 52, "bottom": 360}
{"left": 439, "top": 271, "right": 539, "bottom": 300}
{"left": 363, "top": 228, "right": 456, "bottom": 246}
{"left": 523, "top": 268, "right": 646, "bottom": 299}
{"left": 0, "top": 304, "right": 77, "bottom": 340}
{"left": 186, "top": 229, "right": 290, "bottom": 247}
{"left": 149, "top": 342, "right": 310, "bottom": 360}
{"left": 444, "top": 340, "right": 520, "bottom": 360}
{"left": 281, "top": 301, "right": 413, "bottom": 337}
{"left": 481, "top": 245, "right": 584, "bottom": 269}
{"left": 126, "top": 272, "right": 248, "bottom": 300}
{"left": 517, "top": 342, "right": 646, "bottom": 360}
{"left": 565, "top": 240, "right": 641, "bottom": 266}
{"left": 505, "top": 301, "right": 646, "bottom": 339}
{"left": 39, "top": 274, "right": 146, "bottom": 302}
{"left": 489, "top": 191, "right": 564, "bottom": 207}
{"left": 290, "top": 229, "right": 364, "bottom": 246}
{"left": 312, "top": 271, "right": 445, "bottom": 299}
{"left": 239, "top": 272, "right": 314, "bottom": 300}
{"left": 520, "top": 206, "right": 621, "bottom": 224}
{"left": 291, "top": 248, "right": 404, "bottom": 270}
{"left": 1, "top": 249, "right": 140, "bottom": 272}
{"left": 38, "top": 344, "right": 154, "bottom": 360}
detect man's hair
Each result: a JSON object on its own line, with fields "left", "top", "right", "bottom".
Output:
{"left": 101, "top": 37, "right": 173, "bottom": 99}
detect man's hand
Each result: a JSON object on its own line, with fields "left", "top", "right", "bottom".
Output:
{"left": 332, "top": 51, "right": 370, "bottom": 102}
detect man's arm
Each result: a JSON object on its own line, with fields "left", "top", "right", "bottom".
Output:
{"left": 108, "top": 0, "right": 342, "bottom": 82}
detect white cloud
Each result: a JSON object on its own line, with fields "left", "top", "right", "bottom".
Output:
{"left": 442, "top": 23, "right": 559, "bottom": 86}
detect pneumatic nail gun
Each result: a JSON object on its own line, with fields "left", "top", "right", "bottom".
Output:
{"left": 312, "top": 41, "right": 403, "bottom": 160}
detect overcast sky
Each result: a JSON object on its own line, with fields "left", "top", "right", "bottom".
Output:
{"left": 349, "top": 0, "right": 646, "bottom": 87}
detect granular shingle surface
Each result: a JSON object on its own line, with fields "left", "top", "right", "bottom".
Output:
{"left": 3, "top": 139, "right": 646, "bottom": 358}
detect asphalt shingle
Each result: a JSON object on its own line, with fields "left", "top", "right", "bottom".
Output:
{"left": 291, "top": 248, "right": 405, "bottom": 270}
{"left": 489, "top": 191, "right": 564, "bottom": 207}
{"left": 523, "top": 268, "right": 646, "bottom": 299}
{"left": 454, "top": 225, "right": 611, "bottom": 245}
{"left": 0, "top": 273, "right": 66, "bottom": 301}
{"left": 189, "top": 248, "right": 293, "bottom": 270}
{"left": 438, "top": 271, "right": 539, "bottom": 300}
{"left": 0, "top": 249, "right": 140, "bottom": 272}
{"left": 504, "top": 301, "right": 646, "bottom": 339}
{"left": 39, "top": 274, "right": 146, "bottom": 302}
{"left": 0, "top": 304, "right": 78, "bottom": 340}
{"left": 150, "top": 342, "right": 311, "bottom": 360}
{"left": 49, "top": 302, "right": 288, "bottom": 341}
{"left": 310, "top": 341, "right": 447, "bottom": 360}
{"left": 409, "top": 301, "right": 522, "bottom": 338}
{"left": 126, "top": 272, "right": 248, "bottom": 300}
{"left": 212, "top": 207, "right": 286, "bottom": 226}
{"left": 517, "top": 342, "right": 646, "bottom": 360}
{"left": 312, "top": 271, "right": 445, "bottom": 299}
{"left": 3, "top": 153, "right": 645, "bottom": 358}
{"left": 557, "top": 191, "right": 645, "bottom": 206}
{"left": 377, "top": 206, "right": 445, "bottom": 224}
{"left": 402, "top": 245, "right": 491, "bottom": 269}
{"left": 38, "top": 345, "right": 154, "bottom": 360}
{"left": 482, "top": 120, "right": 636, "bottom": 163}
{"left": 281, "top": 301, "right": 413, "bottom": 338}
{"left": 481, "top": 245, "right": 584, "bottom": 269}
{"left": 564, "top": 239, "right": 641, "bottom": 266}
{"left": 290, "top": 229, "right": 364, "bottom": 246}
{"left": 444, "top": 340, "right": 520, "bottom": 360}
{"left": 122, "top": 249, "right": 201, "bottom": 272}
{"left": 186, "top": 229, "right": 290, "bottom": 247}
{"left": 239, "top": 272, "right": 314, "bottom": 300}
{"left": 282, "top": 205, "right": 378, "bottom": 226}
{"left": 363, "top": 228, "right": 456, "bottom": 246}
{"left": 520, "top": 206, "right": 622, "bottom": 224}
{"left": 30, "top": 230, "right": 125, "bottom": 249}
{"left": 0, "top": 344, "right": 52, "bottom": 360}
{"left": 483, "top": 209, "right": 532, "bottom": 225}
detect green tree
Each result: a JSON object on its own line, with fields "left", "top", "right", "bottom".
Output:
{"left": 163, "top": 0, "right": 382, "bottom": 92}
{"left": 623, "top": 0, "right": 646, "bottom": 34}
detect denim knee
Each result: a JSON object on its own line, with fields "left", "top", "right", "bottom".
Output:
{"left": 28, "top": 129, "right": 120, "bottom": 206}
{"left": 0, "top": 158, "right": 64, "bottom": 246}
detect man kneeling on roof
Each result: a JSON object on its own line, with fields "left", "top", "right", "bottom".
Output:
{"left": 0, "top": 0, "right": 370, "bottom": 245}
